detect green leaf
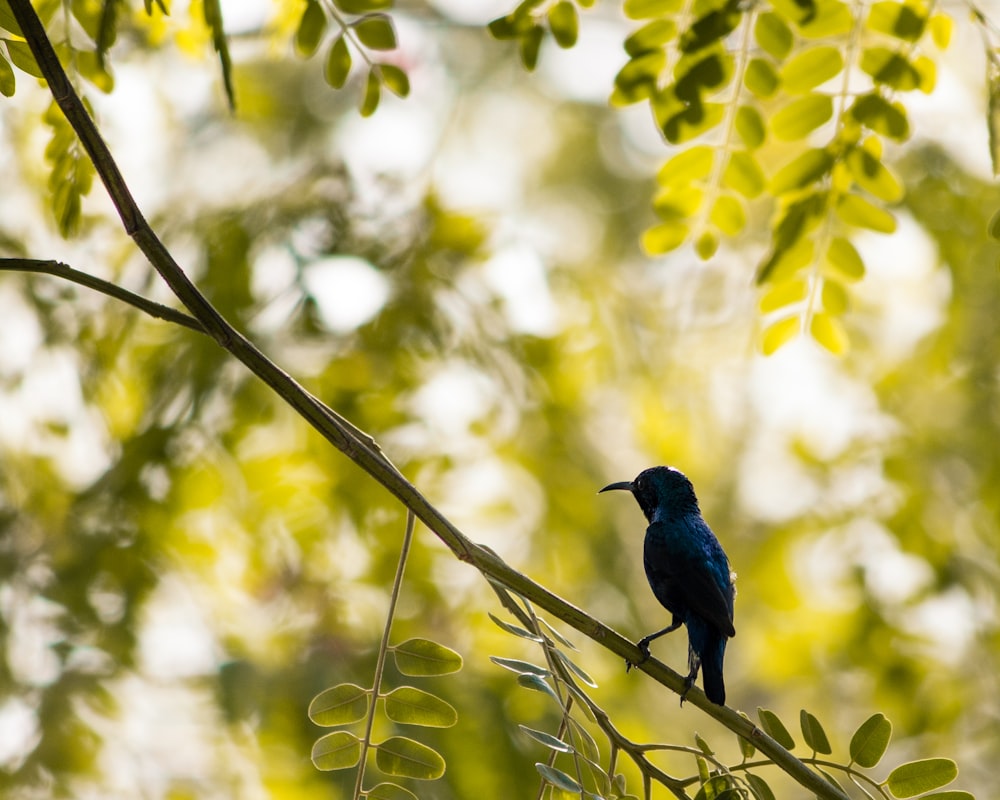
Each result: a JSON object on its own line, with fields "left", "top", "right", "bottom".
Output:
{"left": 746, "top": 773, "right": 776, "bottom": 800}
{"left": 696, "top": 229, "right": 719, "bottom": 259}
{"left": 0, "top": 2, "right": 24, "bottom": 36}
{"left": 866, "top": 1, "right": 926, "bottom": 41}
{"left": 735, "top": 105, "right": 765, "bottom": 148}
{"left": 625, "top": 0, "right": 683, "bottom": 18}
{"left": 759, "top": 278, "right": 807, "bottom": 312}
{"left": 754, "top": 12, "right": 793, "bottom": 58}
{"left": 825, "top": 236, "right": 865, "bottom": 280}
{"left": 757, "top": 708, "right": 796, "bottom": 749}
{"left": 810, "top": 312, "right": 848, "bottom": 355}
{"left": 374, "top": 736, "right": 446, "bottom": 780}
{"left": 393, "top": 638, "right": 463, "bottom": 675}
{"left": 724, "top": 151, "right": 766, "bottom": 197}
{"left": 489, "top": 655, "right": 550, "bottom": 677}
{"left": 744, "top": 57, "right": 779, "bottom": 97}
{"left": 913, "top": 54, "right": 936, "bottom": 92}
{"left": 488, "top": 612, "right": 543, "bottom": 641}
{"left": 519, "top": 24, "right": 544, "bottom": 71}
{"left": 850, "top": 92, "right": 910, "bottom": 140}
{"left": 989, "top": 209, "right": 1000, "bottom": 240}
{"left": 770, "top": 148, "right": 833, "bottom": 194}
{"left": 308, "top": 683, "right": 369, "bottom": 726}
{"left": 780, "top": 46, "right": 844, "bottom": 93}
{"left": 929, "top": 13, "right": 952, "bottom": 48}
{"left": 849, "top": 712, "right": 892, "bottom": 768}
{"left": 354, "top": 14, "right": 396, "bottom": 50}
{"left": 520, "top": 725, "right": 574, "bottom": 753}
{"left": 771, "top": 94, "right": 832, "bottom": 140}
{"left": 738, "top": 725, "right": 756, "bottom": 759}
{"left": 0, "top": 51, "right": 14, "bottom": 96}
{"left": 383, "top": 686, "right": 458, "bottom": 728}
{"left": 4, "top": 39, "right": 41, "bottom": 77}
{"left": 836, "top": 193, "right": 896, "bottom": 232}
{"left": 861, "top": 47, "right": 921, "bottom": 90}
{"left": 547, "top": 1, "right": 578, "bottom": 48}
{"left": 311, "top": 731, "right": 362, "bottom": 771}
{"left": 919, "top": 793, "right": 974, "bottom": 800}
{"left": 846, "top": 147, "right": 904, "bottom": 202}
{"left": 710, "top": 195, "right": 746, "bottom": 236}
{"left": 553, "top": 648, "right": 598, "bottom": 687}
{"left": 642, "top": 221, "right": 689, "bottom": 254}
{"left": 535, "top": 763, "right": 582, "bottom": 793}
{"left": 516, "top": 672, "right": 561, "bottom": 703}
{"left": 367, "top": 782, "right": 419, "bottom": 800}
{"left": 203, "top": 0, "right": 235, "bottom": 109}
{"left": 538, "top": 617, "right": 577, "bottom": 650}
{"left": 761, "top": 316, "right": 800, "bottom": 354}
{"left": 654, "top": 184, "right": 704, "bottom": 219}
{"left": 324, "top": 35, "right": 352, "bottom": 88}
{"left": 360, "top": 67, "right": 381, "bottom": 116}
{"left": 625, "top": 19, "right": 677, "bottom": 56}
{"left": 886, "top": 759, "right": 958, "bottom": 798}
{"left": 694, "top": 733, "right": 714, "bottom": 755}
{"left": 673, "top": 51, "right": 733, "bottom": 101}
{"left": 295, "top": 0, "right": 326, "bottom": 58}
{"left": 614, "top": 49, "right": 665, "bottom": 100}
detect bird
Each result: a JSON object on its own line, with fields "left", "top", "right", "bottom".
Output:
{"left": 600, "top": 466, "right": 735, "bottom": 705}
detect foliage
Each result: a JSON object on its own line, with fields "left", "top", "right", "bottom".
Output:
{"left": 0, "top": 1, "right": 996, "bottom": 800}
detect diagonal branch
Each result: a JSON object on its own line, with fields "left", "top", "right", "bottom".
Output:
{"left": 5, "top": 3, "right": 847, "bottom": 798}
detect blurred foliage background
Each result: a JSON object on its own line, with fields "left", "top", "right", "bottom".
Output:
{"left": 0, "top": 0, "right": 998, "bottom": 798}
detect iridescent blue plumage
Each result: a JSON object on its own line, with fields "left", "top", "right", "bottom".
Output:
{"left": 601, "top": 466, "right": 735, "bottom": 705}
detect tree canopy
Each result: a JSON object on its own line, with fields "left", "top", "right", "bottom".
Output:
{"left": 0, "top": 1, "right": 997, "bottom": 799}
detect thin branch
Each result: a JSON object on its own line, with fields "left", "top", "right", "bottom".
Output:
{"left": 4, "top": 3, "right": 850, "bottom": 799}
{"left": 0, "top": 258, "right": 205, "bottom": 332}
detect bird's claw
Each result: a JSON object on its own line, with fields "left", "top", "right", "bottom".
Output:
{"left": 625, "top": 638, "right": 652, "bottom": 673}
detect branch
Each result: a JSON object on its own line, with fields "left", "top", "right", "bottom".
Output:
{"left": 0, "top": 258, "right": 205, "bottom": 332}
{"left": 5, "top": 3, "right": 847, "bottom": 799}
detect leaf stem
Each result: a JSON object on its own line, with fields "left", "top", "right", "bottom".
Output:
{"left": 354, "top": 510, "right": 416, "bottom": 799}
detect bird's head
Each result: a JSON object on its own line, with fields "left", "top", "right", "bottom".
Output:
{"left": 600, "top": 465, "right": 700, "bottom": 522}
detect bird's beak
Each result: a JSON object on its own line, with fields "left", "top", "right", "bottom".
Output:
{"left": 599, "top": 480, "right": 633, "bottom": 494}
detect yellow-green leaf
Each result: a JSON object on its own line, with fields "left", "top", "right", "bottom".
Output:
{"left": 754, "top": 12, "right": 793, "bottom": 58}
{"left": 759, "top": 278, "right": 808, "bottom": 312}
{"left": 735, "top": 105, "right": 766, "bottom": 148}
{"left": 311, "top": 731, "right": 362, "bottom": 771}
{"left": 846, "top": 147, "right": 904, "bottom": 202}
{"left": 519, "top": 25, "right": 544, "bottom": 71}
{"left": 761, "top": 316, "right": 800, "bottom": 355}
{"left": 821, "top": 279, "right": 849, "bottom": 314}
{"left": 625, "top": 19, "right": 677, "bottom": 56}
{"left": 374, "top": 736, "right": 446, "bottom": 780}
{"left": 393, "top": 638, "right": 462, "bottom": 676}
{"left": 695, "top": 229, "right": 719, "bottom": 259}
{"left": 642, "top": 221, "right": 689, "bottom": 254}
{"left": 354, "top": 14, "right": 396, "bottom": 50}
{"left": 850, "top": 713, "right": 892, "bottom": 768}
{"left": 800, "top": 709, "right": 833, "bottom": 754}
{"left": 929, "top": 13, "right": 952, "bottom": 48}
{"left": 724, "top": 150, "right": 766, "bottom": 197}
{"left": 653, "top": 184, "right": 704, "bottom": 219}
{"left": 379, "top": 64, "right": 410, "bottom": 97}
{"left": 799, "top": 0, "right": 853, "bottom": 37}
{"left": 4, "top": 38, "right": 42, "bottom": 77}
{"left": 383, "top": 687, "right": 458, "bottom": 728}
{"left": 324, "top": 35, "right": 351, "bottom": 88}
{"left": 624, "top": 0, "right": 683, "bottom": 18}
{"left": 657, "top": 145, "right": 715, "bottom": 186}
{"left": 836, "top": 193, "right": 896, "bottom": 232}
{"left": 745, "top": 57, "right": 780, "bottom": 97}
{"left": 360, "top": 67, "right": 381, "bottom": 116}
{"left": 770, "top": 148, "right": 834, "bottom": 194}
{"left": 771, "top": 94, "right": 833, "bottom": 140}
{"left": 850, "top": 92, "right": 910, "bottom": 140}
{"left": 866, "top": 1, "right": 926, "bottom": 41}
{"left": 662, "top": 101, "right": 724, "bottom": 143}
{"left": 861, "top": 46, "right": 921, "bottom": 90}
{"left": 710, "top": 195, "right": 746, "bottom": 236}
{"left": 886, "top": 759, "right": 958, "bottom": 798}
{"left": 295, "top": 0, "right": 326, "bottom": 57}
{"left": 810, "top": 312, "right": 849, "bottom": 355}
{"left": 308, "top": 683, "right": 369, "bottom": 726}
{"left": 368, "top": 783, "right": 418, "bottom": 800}
{"left": 0, "top": 51, "right": 14, "bottom": 96}
{"left": 547, "top": 1, "right": 578, "bottom": 48}
{"left": 781, "top": 46, "right": 844, "bottom": 93}
{"left": 825, "top": 236, "right": 865, "bottom": 281}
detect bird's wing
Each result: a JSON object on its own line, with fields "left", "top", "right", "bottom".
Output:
{"left": 646, "top": 521, "right": 735, "bottom": 638}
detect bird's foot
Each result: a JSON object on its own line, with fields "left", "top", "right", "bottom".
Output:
{"left": 625, "top": 637, "right": 652, "bottom": 673}
{"left": 678, "top": 670, "right": 696, "bottom": 707}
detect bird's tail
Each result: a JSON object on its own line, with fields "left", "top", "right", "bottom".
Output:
{"left": 701, "top": 637, "right": 727, "bottom": 705}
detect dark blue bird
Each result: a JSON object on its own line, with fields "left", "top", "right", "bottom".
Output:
{"left": 601, "top": 466, "right": 735, "bottom": 705}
